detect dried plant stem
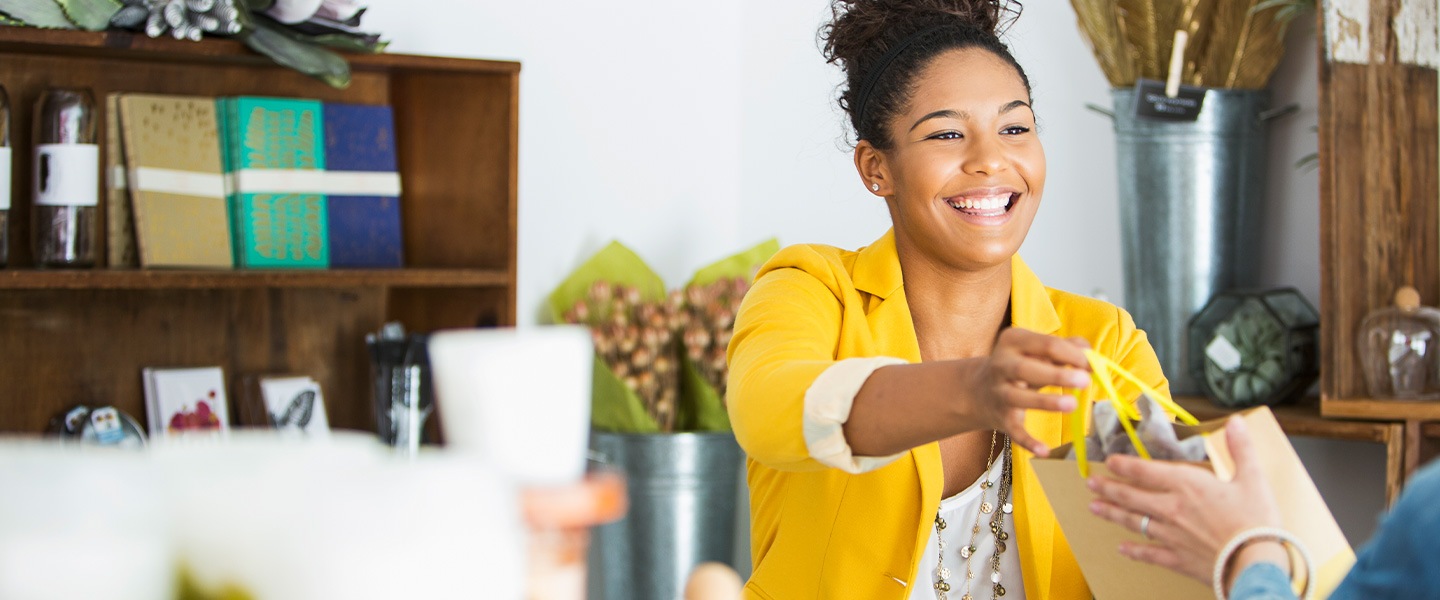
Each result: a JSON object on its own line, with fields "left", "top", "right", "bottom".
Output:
{"left": 1068, "top": 0, "right": 1298, "bottom": 90}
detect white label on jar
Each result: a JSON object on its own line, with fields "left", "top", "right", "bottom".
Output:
{"left": 0, "top": 147, "right": 10, "bottom": 210}
{"left": 34, "top": 144, "right": 100, "bottom": 207}
{"left": 1206, "top": 335, "right": 1244, "bottom": 372}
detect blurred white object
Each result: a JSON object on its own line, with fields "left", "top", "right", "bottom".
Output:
{"left": 264, "top": 0, "right": 323, "bottom": 24}
{"left": 0, "top": 443, "right": 172, "bottom": 600}
{"left": 429, "top": 326, "right": 593, "bottom": 486}
{"left": 149, "top": 432, "right": 387, "bottom": 599}
{"left": 316, "top": 0, "right": 363, "bottom": 21}
{"left": 0, "top": 432, "right": 528, "bottom": 600}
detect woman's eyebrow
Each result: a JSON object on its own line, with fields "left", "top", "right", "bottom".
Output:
{"left": 999, "top": 100, "right": 1031, "bottom": 114}
{"left": 909, "top": 100, "right": 1032, "bottom": 132}
{"left": 909, "top": 109, "right": 966, "bottom": 132}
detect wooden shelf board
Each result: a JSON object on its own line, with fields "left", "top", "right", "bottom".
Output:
{"left": 0, "top": 268, "right": 511, "bottom": 290}
{"left": 1320, "top": 397, "right": 1440, "bottom": 422}
{"left": 1174, "top": 396, "right": 1394, "bottom": 443}
{"left": 0, "top": 26, "right": 521, "bottom": 74}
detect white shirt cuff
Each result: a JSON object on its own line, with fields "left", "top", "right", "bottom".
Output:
{"left": 803, "top": 356, "right": 911, "bottom": 474}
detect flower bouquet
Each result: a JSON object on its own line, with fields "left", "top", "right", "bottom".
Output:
{"left": 548, "top": 240, "right": 778, "bottom": 433}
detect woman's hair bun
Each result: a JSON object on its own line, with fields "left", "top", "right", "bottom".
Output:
{"left": 821, "top": 0, "right": 1025, "bottom": 148}
{"left": 823, "top": 0, "right": 1018, "bottom": 69}
{"left": 830, "top": 0, "right": 1012, "bottom": 42}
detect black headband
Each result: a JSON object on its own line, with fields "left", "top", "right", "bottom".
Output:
{"left": 854, "top": 24, "right": 948, "bottom": 137}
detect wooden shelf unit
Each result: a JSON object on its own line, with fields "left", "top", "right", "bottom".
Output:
{"left": 0, "top": 268, "right": 512, "bottom": 290}
{"left": 0, "top": 28, "right": 519, "bottom": 436}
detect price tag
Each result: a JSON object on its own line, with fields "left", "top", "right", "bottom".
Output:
{"left": 1206, "top": 335, "right": 1244, "bottom": 372}
{"left": 1132, "top": 79, "right": 1206, "bottom": 122}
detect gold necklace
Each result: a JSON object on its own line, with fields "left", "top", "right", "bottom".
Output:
{"left": 932, "top": 432, "right": 1013, "bottom": 600}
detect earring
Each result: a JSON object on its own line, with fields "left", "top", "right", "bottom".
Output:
{"left": 871, "top": 183, "right": 880, "bottom": 192}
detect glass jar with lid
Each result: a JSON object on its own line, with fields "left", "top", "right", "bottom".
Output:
{"left": 1357, "top": 286, "right": 1440, "bottom": 400}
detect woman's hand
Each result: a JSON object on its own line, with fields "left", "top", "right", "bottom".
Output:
{"left": 1086, "top": 416, "right": 1288, "bottom": 590}
{"left": 967, "top": 328, "right": 1093, "bottom": 456}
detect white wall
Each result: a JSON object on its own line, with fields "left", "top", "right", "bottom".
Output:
{"left": 365, "top": 1, "right": 745, "bottom": 326}
{"left": 372, "top": 0, "right": 1385, "bottom": 553}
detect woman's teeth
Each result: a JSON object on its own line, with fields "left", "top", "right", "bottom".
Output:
{"left": 946, "top": 194, "right": 1014, "bottom": 216}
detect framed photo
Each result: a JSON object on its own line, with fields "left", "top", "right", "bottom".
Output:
{"left": 143, "top": 366, "right": 230, "bottom": 439}
{"left": 240, "top": 375, "right": 330, "bottom": 437}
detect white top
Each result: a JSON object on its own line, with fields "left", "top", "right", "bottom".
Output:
{"left": 799, "top": 358, "right": 1026, "bottom": 600}
{"left": 907, "top": 457, "right": 1026, "bottom": 600}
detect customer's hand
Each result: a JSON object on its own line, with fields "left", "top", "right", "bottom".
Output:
{"left": 968, "top": 328, "right": 1092, "bottom": 456}
{"left": 1086, "top": 416, "right": 1288, "bottom": 589}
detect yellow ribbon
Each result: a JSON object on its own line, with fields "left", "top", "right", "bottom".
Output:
{"left": 1070, "top": 349, "right": 1199, "bottom": 477}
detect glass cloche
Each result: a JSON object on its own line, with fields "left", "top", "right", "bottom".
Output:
{"left": 1357, "top": 286, "right": 1440, "bottom": 400}
{"left": 1187, "top": 288, "right": 1320, "bottom": 408}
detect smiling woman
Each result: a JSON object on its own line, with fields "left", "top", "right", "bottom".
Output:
{"left": 723, "top": 1, "right": 1172, "bottom": 600}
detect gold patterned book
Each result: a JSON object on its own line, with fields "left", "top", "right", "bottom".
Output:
{"left": 119, "top": 94, "right": 233, "bottom": 269}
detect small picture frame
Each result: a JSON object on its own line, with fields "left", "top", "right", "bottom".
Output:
{"left": 143, "top": 366, "right": 230, "bottom": 440}
{"left": 240, "top": 375, "right": 330, "bottom": 437}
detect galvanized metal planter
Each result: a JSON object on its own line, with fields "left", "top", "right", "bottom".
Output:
{"left": 1105, "top": 88, "right": 1290, "bottom": 395}
{"left": 587, "top": 431, "right": 744, "bottom": 600}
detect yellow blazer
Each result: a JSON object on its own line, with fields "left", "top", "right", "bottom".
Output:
{"left": 726, "top": 229, "right": 1168, "bottom": 600}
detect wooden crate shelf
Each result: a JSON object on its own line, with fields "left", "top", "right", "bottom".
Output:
{"left": 1316, "top": 0, "right": 1440, "bottom": 403}
{"left": 0, "top": 28, "right": 519, "bottom": 436}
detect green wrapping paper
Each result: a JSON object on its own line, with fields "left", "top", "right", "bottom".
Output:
{"left": 689, "top": 238, "right": 781, "bottom": 288}
{"left": 548, "top": 241, "right": 665, "bottom": 433}
{"left": 678, "top": 239, "right": 780, "bottom": 432}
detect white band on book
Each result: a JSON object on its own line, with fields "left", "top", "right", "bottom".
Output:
{"left": 130, "top": 167, "right": 226, "bottom": 198}
{"left": 110, "top": 165, "right": 128, "bottom": 191}
{"left": 229, "top": 169, "right": 402, "bottom": 196}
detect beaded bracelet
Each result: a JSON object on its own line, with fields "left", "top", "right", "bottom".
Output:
{"left": 1212, "top": 527, "right": 1314, "bottom": 600}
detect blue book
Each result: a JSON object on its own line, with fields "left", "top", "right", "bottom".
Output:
{"left": 322, "top": 103, "right": 403, "bottom": 268}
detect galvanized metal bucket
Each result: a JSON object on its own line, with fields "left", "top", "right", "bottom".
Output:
{"left": 1105, "top": 88, "right": 1290, "bottom": 395}
{"left": 587, "top": 431, "right": 744, "bottom": 600}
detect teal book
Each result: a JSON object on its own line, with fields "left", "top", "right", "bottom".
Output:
{"left": 221, "top": 97, "right": 329, "bottom": 269}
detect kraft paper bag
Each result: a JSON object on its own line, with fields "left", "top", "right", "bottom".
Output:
{"left": 1031, "top": 406, "right": 1356, "bottom": 600}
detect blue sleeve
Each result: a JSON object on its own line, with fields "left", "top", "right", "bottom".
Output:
{"left": 1229, "top": 562, "right": 1298, "bottom": 600}
{"left": 1325, "top": 460, "right": 1440, "bottom": 599}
